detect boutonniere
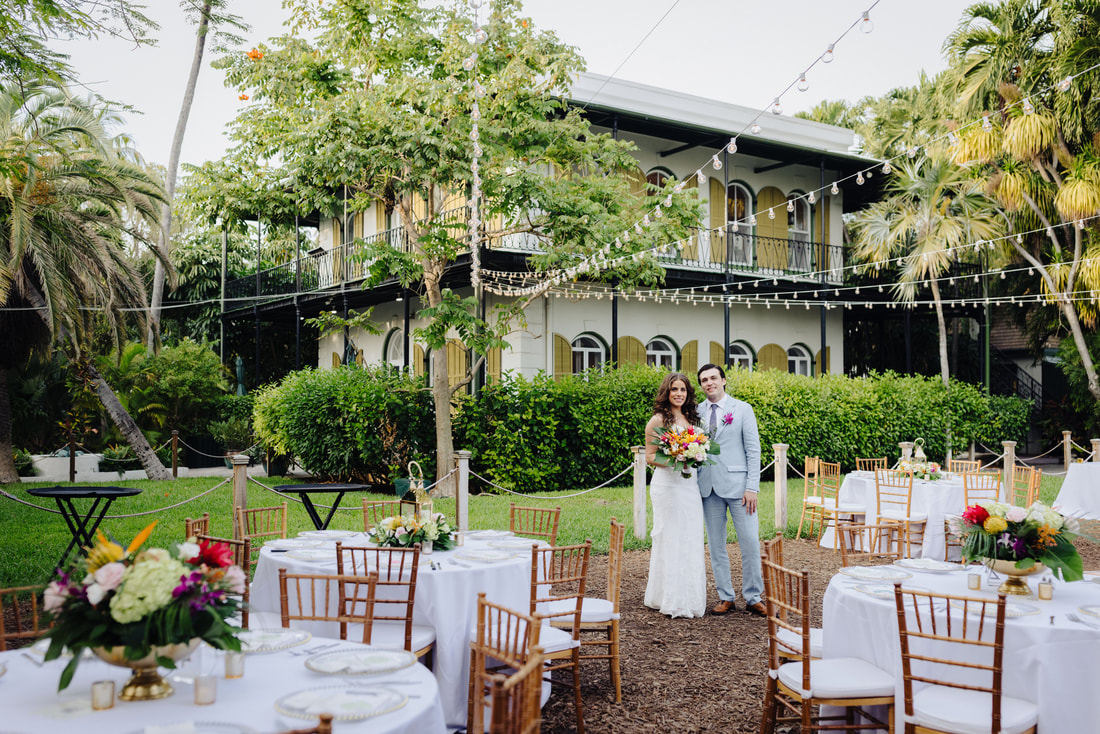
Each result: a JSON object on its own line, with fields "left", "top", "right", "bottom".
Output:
{"left": 722, "top": 412, "right": 734, "bottom": 425}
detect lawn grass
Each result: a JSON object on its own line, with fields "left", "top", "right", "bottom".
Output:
{"left": 0, "top": 470, "right": 1067, "bottom": 588}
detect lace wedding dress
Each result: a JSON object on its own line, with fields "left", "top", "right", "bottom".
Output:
{"left": 644, "top": 465, "right": 707, "bottom": 618}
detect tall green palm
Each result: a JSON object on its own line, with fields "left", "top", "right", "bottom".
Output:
{"left": 0, "top": 80, "right": 170, "bottom": 482}
{"left": 860, "top": 72, "right": 953, "bottom": 159}
{"left": 850, "top": 155, "right": 1006, "bottom": 388}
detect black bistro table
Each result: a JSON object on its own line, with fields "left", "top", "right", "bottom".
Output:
{"left": 26, "top": 485, "right": 142, "bottom": 570}
{"left": 277, "top": 483, "right": 368, "bottom": 530}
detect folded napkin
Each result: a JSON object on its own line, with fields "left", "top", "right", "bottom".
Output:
{"left": 145, "top": 724, "right": 196, "bottom": 734}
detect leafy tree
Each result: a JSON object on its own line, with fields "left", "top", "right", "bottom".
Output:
{"left": 0, "top": 80, "right": 170, "bottom": 482}
{"left": 190, "top": 0, "right": 700, "bottom": 482}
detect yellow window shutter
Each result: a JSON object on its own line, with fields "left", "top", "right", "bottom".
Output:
{"left": 375, "top": 201, "right": 386, "bottom": 233}
{"left": 355, "top": 348, "right": 364, "bottom": 367}
{"left": 710, "top": 341, "right": 724, "bottom": 367}
{"left": 708, "top": 178, "right": 726, "bottom": 264}
{"left": 681, "top": 340, "right": 698, "bottom": 375}
{"left": 617, "top": 336, "right": 645, "bottom": 365}
{"left": 554, "top": 333, "right": 571, "bottom": 380}
{"left": 815, "top": 347, "right": 831, "bottom": 376}
{"left": 412, "top": 345, "right": 425, "bottom": 378}
{"left": 628, "top": 167, "right": 647, "bottom": 196}
{"left": 758, "top": 343, "right": 787, "bottom": 371}
{"left": 815, "top": 196, "right": 832, "bottom": 244}
{"left": 487, "top": 347, "right": 502, "bottom": 383}
{"left": 446, "top": 339, "right": 468, "bottom": 388}
{"left": 331, "top": 352, "right": 340, "bottom": 368}
{"left": 756, "top": 187, "right": 789, "bottom": 269}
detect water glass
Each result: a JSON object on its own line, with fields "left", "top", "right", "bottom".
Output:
{"left": 225, "top": 650, "right": 245, "bottom": 679}
{"left": 194, "top": 675, "right": 217, "bottom": 705}
{"left": 91, "top": 680, "right": 115, "bottom": 710}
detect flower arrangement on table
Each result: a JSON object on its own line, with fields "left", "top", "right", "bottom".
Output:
{"left": 897, "top": 459, "right": 942, "bottom": 481}
{"left": 369, "top": 513, "right": 455, "bottom": 550}
{"left": 954, "top": 500, "right": 1084, "bottom": 581}
{"left": 42, "top": 521, "right": 244, "bottom": 690}
{"left": 652, "top": 424, "right": 720, "bottom": 478}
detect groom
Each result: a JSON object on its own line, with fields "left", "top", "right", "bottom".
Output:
{"left": 696, "top": 363, "right": 765, "bottom": 616}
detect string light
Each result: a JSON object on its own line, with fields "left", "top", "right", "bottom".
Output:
{"left": 770, "top": 99, "right": 783, "bottom": 115}
{"left": 726, "top": 138, "right": 738, "bottom": 154}
{"left": 830, "top": 182, "right": 839, "bottom": 195}
{"left": 860, "top": 10, "right": 874, "bottom": 34}
{"left": 751, "top": 123, "right": 762, "bottom": 135}
{"left": 1058, "top": 76, "right": 1072, "bottom": 92}
{"left": 797, "top": 74, "right": 809, "bottom": 92}
{"left": 822, "top": 43, "right": 835, "bottom": 63}
{"left": 711, "top": 154, "right": 722, "bottom": 170}
{"left": 882, "top": 161, "right": 891, "bottom": 174}
{"left": 1022, "top": 98, "right": 1034, "bottom": 115}
{"left": 981, "top": 115, "right": 992, "bottom": 132}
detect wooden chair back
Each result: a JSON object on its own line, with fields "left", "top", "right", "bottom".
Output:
{"left": 277, "top": 568, "right": 376, "bottom": 643}
{"left": 818, "top": 461, "right": 842, "bottom": 502}
{"left": 362, "top": 499, "right": 402, "bottom": 533}
{"left": 855, "top": 457, "right": 887, "bottom": 472}
{"left": 605, "top": 518, "right": 625, "bottom": 613}
{"left": 194, "top": 534, "right": 252, "bottom": 628}
{"left": 836, "top": 522, "right": 906, "bottom": 567}
{"left": 761, "top": 559, "right": 812, "bottom": 670}
{"left": 184, "top": 512, "right": 210, "bottom": 538}
{"left": 510, "top": 504, "right": 561, "bottom": 545}
{"left": 468, "top": 593, "right": 542, "bottom": 734}
{"left": 893, "top": 586, "right": 1012, "bottom": 733}
{"left": 0, "top": 585, "right": 46, "bottom": 651}
{"left": 948, "top": 458, "right": 982, "bottom": 474}
{"left": 335, "top": 543, "right": 420, "bottom": 651}
{"left": 530, "top": 541, "right": 591, "bottom": 625}
{"left": 276, "top": 713, "right": 334, "bottom": 734}
{"left": 487, "top": 650, "right": 545, "bottom": 734}
{"left": 762, "top": 532, "right": 784, "bottom": 565}
{"left": 236, "top": 503, "right": 288, "bottom": 569}
{"left": 803, "top": 456, "right": 820, "bottom": 496}
{"left": 875, "top": 468, "right": 916, "bottom": 518}
{"left": 963, "top": 471, "right": 1003, "bottom": 506}
{"left": 1009, "top": 465, "right": 1041, "bottom": 507}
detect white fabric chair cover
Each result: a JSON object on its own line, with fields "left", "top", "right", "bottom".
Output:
{"left": 543, "top": 597, "right": 618, "bottom": 623}
{"left": 911, "top": 684, "right": 1038, "bottom": 734}
{"left": 776, "top": 626, "right": 824, "bottom": 658}
{"left": 776, "top": 657, "right": 894, "bottom": 698}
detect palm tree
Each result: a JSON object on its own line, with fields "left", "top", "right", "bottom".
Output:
{"left": 0, "top": 80, "right": 170, "bottom": 482}
{"left": 850, "top": 155, "right": 1005, "bottom": 388}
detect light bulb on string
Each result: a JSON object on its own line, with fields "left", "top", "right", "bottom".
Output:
{"left": 856, "top": 171, "right": 865, "bottom": 185}
{"left": 860, "top": 10, "right": 873, "bottom": 33}
{"left": 750, "top": 214, "right": 757, "bottom": 226}
{"left": 1058, "top": 76, "right": 1072, "bottom": 92}
{"left": 981, "top": 115, "right": 992, "bottom": 132}
{"left": 711, "top": 154, "right": 722, "bottom": 170}
{"left": 822, "top": 43, "right": 835, "bottom": 63}
{"left": 947, "top": 131, "right": 957, "bottom": 145}
{"left": 474, "top": 28, "right": 488, "bottom": 43}
{"left": 1022, "top": 98, "right": 1034, "bottom": 115}
{"left": 463, "top": 55, "right": 477, "bottom": 71}
{"left": 767, "top": 208, "right": 775, "bottom": 220}
{"left": 471, "top": 103, "right": 480, "bottom": 121}
{"left": 797, "top": 74, "right": 809, "bottom": 92}
{"left": 732, "top": 220, "right": 740, "bottom": 232}
{"left": 787, "top": 200, "right": 794, "bottom": 213}
{"left": 770, "top": 98, "right": 782, "bottom": 115}
{"left": 907, "top": 146, "right": 918, "bottom": 158}
{"left": 664, "top": 195, "right": 672, "bottom": 207}
{"left": 697, "top": 170, "right": 707, "bottom": 185}
{"left": 808, "top": 191, "right": 816, "bottom": 204}
{"left": 474, "top": 82, "right": 486, "bottom": 98}
{"left": 830, "top": 182, "right": 839, "bottom": 195}
{"left": 751, "top": 123, "right": 762, "bottom": 135}
{"left": 726, "top": 138, "right": 738, "bottom": 154}
{"left": 882, "top": 161, "right": 892, "bottom": 174}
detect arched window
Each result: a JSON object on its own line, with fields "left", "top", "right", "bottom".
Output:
{"left": 572, "top": 335, "right": 605, "bottom": 374}
{"left": 787, "top": 344, "right": 812, "bottom": 376}
{"left": 646, "top": 338, "right": 676, "bottom": 369}
{"left": 385, "top": 328, "right": 405, "bottom": 367}
{"left": 726, "top": 182, "right": 753, "bottom": 265}
{"left": 728, "top": 341, "right": 754, "bottom": 371}
{"left": 787, "top": 194, "right": 810, "bottom": 240}
{"left": 646, "top": 168, "right": 672, "bottom": 194}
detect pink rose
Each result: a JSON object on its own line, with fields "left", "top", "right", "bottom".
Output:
{"left": 223, "top": 565, "right": 247, "bottom": 594}
{"left": 93, "top": 562, "right": 126, "bottom": 592}
{"left": 1005, "top": 506, "right": 1028, "bottom": 522}
{"left": 43, "top": 581, "right": 68, "bottom": 614}
{"left": 394, "top": 527, "right": 407, "bottom": 537}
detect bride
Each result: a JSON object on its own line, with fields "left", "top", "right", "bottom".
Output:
{"left": 643, "top": 372, "right": 707, "bottom": 618}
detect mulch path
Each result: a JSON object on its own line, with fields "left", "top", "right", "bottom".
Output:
{"left": 539, "top": 537, "right": 1100, "bottom": 734}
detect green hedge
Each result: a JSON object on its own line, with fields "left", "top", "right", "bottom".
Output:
{"left": 253, "top": 364, "right": 1032, "bottom": 489}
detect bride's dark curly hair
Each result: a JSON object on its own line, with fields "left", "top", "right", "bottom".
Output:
{"left": 653, "top": 372, "right": 700, "bottom": 427}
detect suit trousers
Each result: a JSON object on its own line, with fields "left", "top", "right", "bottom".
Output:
{"left": 702, "top": 491, "right": 764, "bottom": 605}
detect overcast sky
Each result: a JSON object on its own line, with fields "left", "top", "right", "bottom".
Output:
{"left": 55, "top": 0, "right": 969, "bottom": 169}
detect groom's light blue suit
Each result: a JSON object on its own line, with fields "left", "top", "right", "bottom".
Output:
{"left": 696, "top": 394, "right": 764, "bottom": 606}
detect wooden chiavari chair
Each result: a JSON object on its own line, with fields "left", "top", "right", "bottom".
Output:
{"left": 945, "top": 471, "right": 1003, "bottom": 560}
{"left": 796, "top": 456, "right": 823, "bottom": 539}
{"left": 875, "top": 468, "right": 926, "bottom": 558}
{"left": 819, "top": 460, "right": 868, "bottom": 550}
{"left": 184, "top": 512, "right": 210, "bottom": 538}
{"left": 467, "top": 593, "right": 541, "bottom": 734}
{"left": 836, "top": 522, "right": 906, "bottom": 567}
{"left": 510, "top": 504, "right": 561, "bottom": 545}
{"left": 947, "top": 458, "right": 982, "bottom": 474}
{"left": 0, "top": 585, "right": 47, "bottom": 651}
{"left": 1009, "top": 465, "right": 1041, "bottom": 507}
{"left": 236, "top": 502, "right": 288, "bottom": 570}
{"left": 276, "top": 568, "right": 377, "bottom": 643}
{"left": 856, "top": 457, "right": 888, "bottom": 473}
{"left": 487, "top": 651, "right": 545, "bottom": 734}
{"left": 362, "top": 499, "right": 402, "bottom": 533}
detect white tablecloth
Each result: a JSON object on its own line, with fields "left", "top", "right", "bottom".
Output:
{"left": 823, "top": 567, "right": 1100, "bottom": 732}
{"left": 250, "top": 532, "right": 535, "bottom": 727}
{"left": 0, "top": 635, "right": 445, "bottom": 734}
{"left": 821, "top": 472, "right": 970, "bottom": 559}
{"left": 1054, "top": 463, "right": 1100, "bottom": 520}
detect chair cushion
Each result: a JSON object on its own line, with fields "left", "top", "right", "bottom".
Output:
{"left": 776, "top": 626, "right": 824, "bottom": 658}
{"left": 538, "top": 623, "right": 580, "bottom": 654}
{"left": 350, "top": 621, "right": 435, "bottom": 652}
{"left": 804, "top": 496, "right": 826, "bottom": 506}
{"left": 777, "top": 657, "right": 894, "bottom": 698}
{"left": 911, "top": 685, "right": 1038, "bottom": 734}
{"left": 543, "top": 597, "right": 617, "bottom": 623}
{"left": 879, "top": 510, "right": 928, "bottom": 522}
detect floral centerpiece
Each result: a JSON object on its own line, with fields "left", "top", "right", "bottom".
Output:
{"left": 898, "top": 459, "right": 942, "bottom": 481}
{"left": 369, "top": 513, "right": 454, "bottom": 550}
{"left": 955, "top": 500, "right": 1084, "bottom": 582}
{"left": 42, "top": 521, "right": 244, "bottom": 693}
{"left": 652, "top": 425, "right": 720, "bottom": 478}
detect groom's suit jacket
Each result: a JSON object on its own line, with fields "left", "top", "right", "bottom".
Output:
{"left": 696, "top": 395, "right": 761, "bottom": 500}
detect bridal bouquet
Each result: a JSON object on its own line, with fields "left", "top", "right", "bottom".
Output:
{"left": 653, "top": 425, "right": 720, "bottom": 478}
{"left": 42, "top": 521, "right": 244, "bottom": 690}
{"left": 954, "top": 500, "right": 1083, "bottom": 581}
{"left": 370, "top": 513, "right": 455, "bottom": 550}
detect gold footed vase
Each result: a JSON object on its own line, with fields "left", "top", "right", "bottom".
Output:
{"left": 984, "top": 559, "right": 1045, "bottom": 596}
{"left": 92, "top": 640, "right": 201, "bottom": 701}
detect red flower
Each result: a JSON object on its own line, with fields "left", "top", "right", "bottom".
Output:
{"left": 192, "top": 539, "right": 234, "bottom": 568}
{"left": 961, "top": 504, "right": 989, "bottom": 526}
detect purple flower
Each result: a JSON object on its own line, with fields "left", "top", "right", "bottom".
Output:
{"left": 997, "top": 533, "right": 1014, "bottom": 548}
{"left": 172, "top": 570, "right": 205, "bottom": 599}
{"left": 722, "top": 412, "right": 734, "bottom": 425}
{"left": 1012, "top": 537, "right": 1029, "bottom": 558}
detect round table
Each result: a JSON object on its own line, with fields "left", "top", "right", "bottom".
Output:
{"left": 823, "top": 565, "right": 1100, "bottom": 731}
{"left": 250, "top": 531, "right": 538, "bottom": 727}
{"left": 0, "top": 635, "right": 445, "bottom": 733}
{"left": 1054, "top": 463, "right": 1100, "bottom": 520}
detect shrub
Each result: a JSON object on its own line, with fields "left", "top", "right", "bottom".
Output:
{"left": 14, "top": 447, "right": 37, "bottom": 477}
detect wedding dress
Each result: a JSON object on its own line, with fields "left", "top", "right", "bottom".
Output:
{"left": 645, "top": 465, "right": 707, "bottom": 618}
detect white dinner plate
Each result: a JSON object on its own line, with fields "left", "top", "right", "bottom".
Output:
{"left": 125, "top": 723, "right": 260, "bottom": 734}
{"left": 265, "top": 538, "right": 325, "bottom": 550}
{"left": 853, "top": 583, "right": 930, "bottom": 600}
{"left": 305, "top": 648, "right": 417, "bottom": 675}
{"left": 464, "top": 529, "right": 514, "bottom": 539}
{"left": 950, "top": 598, "right": 1040, "bottom": 618}
{"left": 299, "top": 529, "right": 359, "bottom": 539}
{"left": 275, "top": 685, "right": 407, "bottom": 721}
{"left": 895, "top": 558, "right": 965, "bottom": 574}
{"left": 238, "top": 628, "right": 312, "bottom": 654}
{"left": 837, "top": 565, "right": 913, "bottom": 581}
{"left": 286, "top": 548, "right": 336, "bottom": 561}
{"left": 1079, "top": 605, "right": 1100, "bottom": 619}
{"left": 488, "top": 538, "right": 540, "bottom": 550}
{"left": 454, "top": 549, "right": 518, "bottom": 562}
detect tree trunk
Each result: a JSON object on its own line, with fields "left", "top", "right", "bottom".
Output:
{"left": 147, "top": 2, "right": 213, "bottom": 349}
{"left": 423, "top": 270, "right": 455, "bottom": 495}
{"left": 87, "top": 362, "right": 171, "bottom": 480}
{"left": 0, "top": 367, "right": 19, "bottom": 484}
{"left": 1061, "top": 298, "right": 1100, "bottom": 401}
{"left": 931, "top": 278, "right": 950, "bottom": 388}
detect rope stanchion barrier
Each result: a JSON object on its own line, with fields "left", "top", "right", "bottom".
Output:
{"left": 469, "top": 463, "right": 633, "bottom": 500}
{"left": 761, "top": 459, "right": 776, "bottom": 475}
{"left": 0, "top": 477, "right": 232, "bottom": 518}
{"left": 0, "top": 488, "right": 64, "bottom": 514}
{"left": 247, "top": 470, "right": 458, "bottom": 512}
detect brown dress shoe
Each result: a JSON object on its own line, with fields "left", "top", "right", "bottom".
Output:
{"left": 712, "top": 600, "right": 735, "bottom": 615}
{"left": 746, "top": 601, "right": 767, "bottom": 616}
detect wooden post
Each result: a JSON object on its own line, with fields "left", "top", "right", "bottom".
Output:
{"left": 1001, "top": 440, "right": 1016, "bottom": 501}
{"left": 899, "top": 441, "right": 914, "bottom": 462}
{"left": 969, "top": 441, "right": 976, "bottom": 461}
{"left": 1063, "top": 431, "right": 1073, "bottom": 467}
{"left": 455, "top": 450, "right": 471, "bottom": 533}
{"left": 68, "top": 433, "right": 76, "bottom": 483}
{"left": 632, "top": 446, "right": 647, "bottom": 540}
{"left": 1091, "top": 438, "right": 1100, "bottom": 462}
{"left": 231, "top": 453, "right": 249, "bottom": 540}
{"left": 773, "top": 443, "right": 789, "bottom": 534}
{"left": 171, "top": 430, "right": 179, "bottom": 479}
